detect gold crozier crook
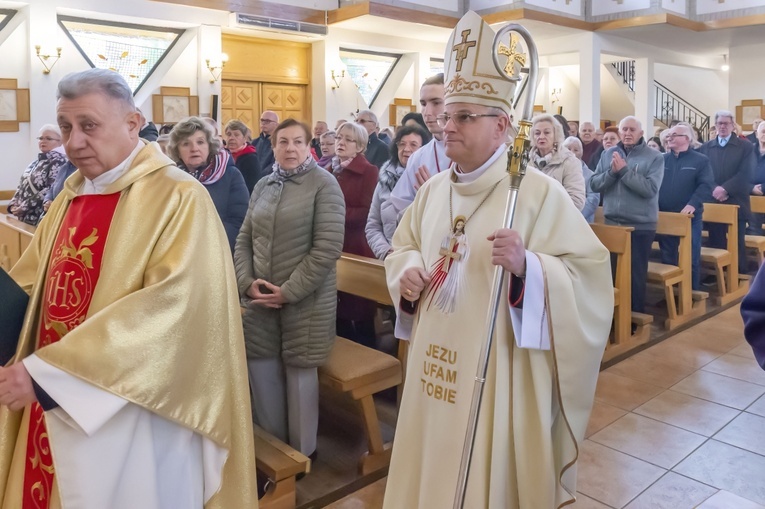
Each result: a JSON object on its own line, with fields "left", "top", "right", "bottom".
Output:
{"left": 452, "top": 24, "right": 539, "bottom": 509}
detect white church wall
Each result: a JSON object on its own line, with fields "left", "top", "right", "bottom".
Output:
{"left": 317, "top": 26, "right": 445, "bottom": 130}
{"left": 0, "top": 0, "right": 223, "bottom": 190}
{"left": 653, "top": 63, "right": 728, "bottom": 122}
{"left": 729, "top": 42, "right": 765, "bottom": 129}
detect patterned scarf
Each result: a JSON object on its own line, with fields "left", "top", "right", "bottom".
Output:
{"left": 181, "top": 150, "right": 229, "bottom": 185}
{"left": 330, "top": 155, "right": 354, "bottom": 176}
{"left": 378, "top": 161, "right": 405, "bottom": 192}
{"left": 273, "top": 155, "right": 314, "bottom": 182}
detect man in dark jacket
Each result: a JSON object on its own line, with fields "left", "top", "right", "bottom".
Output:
{"left": 657, "top": 124, "right": 715, "bottom": 290}
{"left": 746, "top": 118, "right": 762, "bottom": 145}
{"left": 252, "top": 110, "right": 278, "bottom": 171}
{"left": 137, "top": 109, "right": 158, "bottom": 142}
{"left": 310, "top": 120, "right": 328, "bottom": 159}
{"left": 356, "top": 109, "right": 389, "bottom": 169}
{"left": 699, "top": 110, "right": 757, "bottom": 272}
{"left": 591, "top": 116, "right": 664, "bottom": 313}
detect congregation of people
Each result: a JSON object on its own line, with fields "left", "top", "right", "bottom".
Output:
{"left": 3, "top": 21, "right": 765, "bottom": 502}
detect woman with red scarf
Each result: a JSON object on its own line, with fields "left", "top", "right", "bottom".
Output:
{"left": 168, "top": 117, "right": 249, "bottom": 252}
{"left": 225, "top": 119, "right": 267, "bottom": 194}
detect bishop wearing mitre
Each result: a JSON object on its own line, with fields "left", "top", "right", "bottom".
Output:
{"left": 384, "top": 11, "right": 613, "bottom": 509}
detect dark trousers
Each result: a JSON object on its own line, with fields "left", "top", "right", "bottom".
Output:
{"left": 748, "top": 212, "right": 764, "bottom": 236}
{"left": 657, "top": 213, "right": 703, "bottom": 290}
{"left": 706, "top": 209, "right": 748, "bottom": 272}
{"left": 630, "top": 229, "right": 655, "bottom": 313}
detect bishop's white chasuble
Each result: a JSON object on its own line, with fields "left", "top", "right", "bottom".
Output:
{"left": 384, "top": 152, "right": 613, "bottom": 509}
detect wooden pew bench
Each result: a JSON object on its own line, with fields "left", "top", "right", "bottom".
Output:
{"left": 0, "top": 213, "right": 35, "bottom": 270}
{"left": 590, "top": 223, "right": 652, "bottom": 362}
{"left": 701, "top": 203, "right": 749, "bottom": 305}
{"left": 254, "top": 425, "right": 310, "bottom": 509}
{"left": 746, "top": 195, "right": 765, "bottom": 267}
{"left": 647, "top": 211, "right": 707, "bottom": 329}
{"left": 0, "top": 190, "right": 14, "bottom": 215}
{"left": 318, "top": 253, "right": 403, "bottom": 475}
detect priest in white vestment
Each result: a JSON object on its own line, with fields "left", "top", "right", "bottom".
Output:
{"left": 383, "top": 12, "right": 613, "bottom": 509}
{"left": 0, "top": 69, "right": 257, "bottom": 509}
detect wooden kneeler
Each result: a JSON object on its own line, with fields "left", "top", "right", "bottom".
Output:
{"left": 591, "top": 223, "right": 652, "bottom": 362}
{"left": 701, "top": 203, "right": 749, "bottom": 305}
{"left": 318, "top": 254, "right": 403, "bottom": 475}
{"left": 254, "top": 425, "right": 310, "bottom": 509}
{"left": 746, "top": 195, "right": 765, "bottom": 267}
{"left": 647, "top": 211, "right": 707, "bottom": 329}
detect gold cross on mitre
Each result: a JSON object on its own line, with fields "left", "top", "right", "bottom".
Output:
{"left": 452, "top": 29, "right": 477, "bottom": 73}
{"left": 497, "top": 34, "right": 527, "bottom": 79}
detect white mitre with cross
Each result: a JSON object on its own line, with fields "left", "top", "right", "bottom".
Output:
{"left": 443, "top": 10, "right": 524, "bottom": 117}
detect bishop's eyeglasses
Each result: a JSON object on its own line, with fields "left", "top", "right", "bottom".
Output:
{"left": 436, "top": 112, "right": 500, "bottom": 128}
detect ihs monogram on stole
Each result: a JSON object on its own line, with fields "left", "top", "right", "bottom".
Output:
{"left": 424, "top": 216, "right": 470, "bottom": 314}
{"left": 42, "top": 227, "right": 98, "bottom": 344}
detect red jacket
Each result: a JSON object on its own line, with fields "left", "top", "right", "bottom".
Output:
{"left": 334, "top": 154, "right": 379, "bottom": 258}
{"left": 330, "top": 154, "right": 379, "bottom": 322}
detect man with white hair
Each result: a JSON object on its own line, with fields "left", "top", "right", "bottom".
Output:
{"left": 384, "top": 11, "right": 612, "bottom": 508}
{"left": 563, "top": 136, "right": 600, "bottom": 223}
{"left": 579, "top": 121, "right": 601, "bottom": 165}
{"left": 591, "top": 115, "right": 664, "bottom": 313}
{"left": 699, "top": 110, "right": 756, "bottom": 272}
{"left": 355, "top": 109, "right": 389, "bottom": 168}
{"left": 658, "top": 124, "right": 715, "bottom": 290}
{"left": 0, "top": 69, "right": 256, "bottom": 508}
{"left": 747, "top": 118, "right": 763, "bottom": 145}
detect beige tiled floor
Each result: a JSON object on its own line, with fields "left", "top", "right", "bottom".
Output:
{"left": 326, "top": 305, "right": 765, "bottom": 508}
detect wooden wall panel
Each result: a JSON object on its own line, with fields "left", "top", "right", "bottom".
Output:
{"left": 222, "top": 34, "right": 311, "bottom": 85}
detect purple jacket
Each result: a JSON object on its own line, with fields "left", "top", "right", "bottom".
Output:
{"left": 741, "top": 264, "right": 765, "bottom": 369}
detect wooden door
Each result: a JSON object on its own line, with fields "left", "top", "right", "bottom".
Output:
{"left": 221, "top": 80, "right": 261, "bottom": 134}
{"left": 261, "top": 84, "right": 307, "bottom": 123}
{"left": 221, "top": 81, "right": 308, "bottom": 133}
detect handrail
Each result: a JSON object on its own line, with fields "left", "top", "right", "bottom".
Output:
{"left": 611, "top": 61, "right": 634, "bottom": 92}
{"left": 654, "top": 80, "right": 710, "bottom": 139}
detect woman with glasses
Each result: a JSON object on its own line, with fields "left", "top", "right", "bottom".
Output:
{"left": 225, "top": 119, "right": 265, "bottom": 194}
{"left": 366, "top": 124, "right": 431, "bottom": 259}
{"left": 8, "top": 124, "right": 69, "bottom": 225}
{"left": 529, "top": 114, "right": 586, "bottom": 210}
{"left": 328, "top": 121, "right": 380, "bottom": 347}
{"left": 317, "top": 130, "right": 336, "bottom": 169}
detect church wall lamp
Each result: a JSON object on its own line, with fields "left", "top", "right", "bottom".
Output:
{"left": 35, "top": 45, "right": 62, "bottom": 75}
{"left": 205, "top": 53, "right": 228, "bottom": 83}
{"left": 330, "top": 69, "right": 345, "bottom": 90}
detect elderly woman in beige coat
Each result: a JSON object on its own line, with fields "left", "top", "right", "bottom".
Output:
{"left": 529, "top": 114, "right": 586, "bottom": 210}
{"left": 234, "top": 119, "right": 345, "bottom": 459}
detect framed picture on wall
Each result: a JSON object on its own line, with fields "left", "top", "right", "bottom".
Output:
{"left": 389, "top": 98, "right": 415, "bottom": 128}
{"left": 736, "top": 99, "right": 765, "bottom": 129}
{"left": 152, "top": 87, "right": 199, "bottom": 125}
{"left": 0, "top": 79, "right": 30, "bottom": 133}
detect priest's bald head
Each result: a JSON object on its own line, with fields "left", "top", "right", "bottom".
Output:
{"left": 56, "top": 69, "right": 142, "bottom": 180}
{"left": 441, "top": 10, "right": 514, "bottom": 172}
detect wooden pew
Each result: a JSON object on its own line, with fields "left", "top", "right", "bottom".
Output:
{"left": 590, "top": 223, "right": 652, "bottom": 362}
{"left": 746, "top": 195, "right": 765, "bottom": 266}
{"left": 647, "top": 212, "right": 708, "bottom": 329}
{"left": 701, "top": 203, "right": 749, "bottom": 305}
{"left": 0, "top": 213, "right": 35, "bottom": 270}
{"left": 0, "top": 190, "right": 14, "bottom": 214}
{"left": 254, "top": 425, "right": 310, "bottom": 509}
{"left": 318, "top": 253, "right": 403, "bottom": 475}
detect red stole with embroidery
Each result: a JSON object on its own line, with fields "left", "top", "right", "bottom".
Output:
{"left": 22, "top": 193, "right": 120, "bottom": 509}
